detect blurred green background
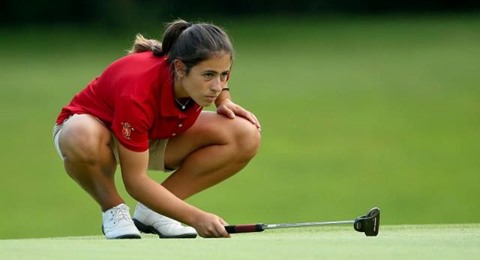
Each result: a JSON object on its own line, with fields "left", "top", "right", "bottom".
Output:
{"left": 1, "top": 1, "right": 479, "bottom": 239}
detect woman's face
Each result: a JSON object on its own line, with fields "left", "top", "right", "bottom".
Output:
{"left": 175, "top": 52, "right": 232, "bottom": 107}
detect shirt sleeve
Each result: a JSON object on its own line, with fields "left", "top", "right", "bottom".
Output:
{"left": 111, "top": 95, "right": 151, "bottom": 152}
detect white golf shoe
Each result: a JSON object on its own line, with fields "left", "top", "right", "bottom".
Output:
{"left": 133, "top": 203, "right": 197, "bottom": 238}
{"left": 102, "top": 203, "right": 141, "bottom": 239}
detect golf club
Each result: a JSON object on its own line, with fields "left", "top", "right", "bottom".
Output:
{"left": 224, "top": 207, "right": 380, "bottom": 236}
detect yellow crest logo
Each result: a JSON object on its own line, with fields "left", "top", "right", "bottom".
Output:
{"left": 121, "top": 122, "right": 134, "bottom": 140}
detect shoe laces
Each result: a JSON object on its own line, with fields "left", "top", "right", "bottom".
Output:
{"left": 109, "top": 205, "right": 132, "bottom": 225}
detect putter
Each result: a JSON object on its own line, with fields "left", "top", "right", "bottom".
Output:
{"left": 224, "top": 207, "right": 380, "bottom": 236}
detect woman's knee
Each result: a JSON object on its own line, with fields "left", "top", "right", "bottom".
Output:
{"left": 231, "top": 118, "right": 261, "bottom": 160}
{"left": 59, "top": 116, "right": 112, "bottom": 164}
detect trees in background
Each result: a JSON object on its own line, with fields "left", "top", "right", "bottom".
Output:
{"left": 1, "top": 0, "right": 478, "bottom": 26}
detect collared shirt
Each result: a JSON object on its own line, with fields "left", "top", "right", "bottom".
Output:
{"left": 55, "top": 51, "right": 202, "bottom": 152}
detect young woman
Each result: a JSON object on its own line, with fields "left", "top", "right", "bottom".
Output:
{"left": 53, "top": 19, "right": 261, "bottom": 239}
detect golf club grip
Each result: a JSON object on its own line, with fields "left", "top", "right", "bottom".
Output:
{"left": 225, "top": 224, "right": 265, "bottom": 233}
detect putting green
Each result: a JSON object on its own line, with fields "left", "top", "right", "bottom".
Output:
{"left": 1, "top": 224, "right": 478, "bottom": 259}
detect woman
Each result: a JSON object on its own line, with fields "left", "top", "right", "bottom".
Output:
{"left": 53, "top": 19, "right": 261, "bottom": 239}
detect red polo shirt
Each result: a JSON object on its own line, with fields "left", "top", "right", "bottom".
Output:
{"left": 56, "top": 51, "right": 202, "bottom": 152}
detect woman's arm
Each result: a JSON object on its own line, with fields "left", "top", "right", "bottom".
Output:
{"left": 117, "top": 143, "right": 230, "bottom": 238}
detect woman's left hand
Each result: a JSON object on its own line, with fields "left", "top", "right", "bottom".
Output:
{"left": 216, "top": 99, "right": 261, "bottom": 131}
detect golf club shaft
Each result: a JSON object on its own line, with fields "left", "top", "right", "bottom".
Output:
{"left": 225, "top": 220, "right": 354, "bottom": 234}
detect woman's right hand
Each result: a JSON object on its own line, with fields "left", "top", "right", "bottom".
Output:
{"left": 192, "top": 212, "right": 231, "bottom": 238}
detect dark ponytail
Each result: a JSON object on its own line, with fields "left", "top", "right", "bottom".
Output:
{"left": 128, "top": 34, "right": 162, "bottom": 54}
{"left": 158, "top": 19, "right": 192, "bottom": 56}
{"left": 129, "top": 19, "right": 234, "bottom": 73}
{"left": 128, "top": 19, "right": 190, "bottom": 55}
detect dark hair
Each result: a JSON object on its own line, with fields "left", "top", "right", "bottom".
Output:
{"left": 130, "top": 19, "right": 234, "bottom": 73}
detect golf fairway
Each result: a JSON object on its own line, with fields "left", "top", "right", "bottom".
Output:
{"left": 1, "top": 224, "right": 478, "bottom": 259}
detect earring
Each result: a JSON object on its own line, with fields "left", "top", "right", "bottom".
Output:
{"left": 178, "top": 70, "right": 186, "bottom": 77}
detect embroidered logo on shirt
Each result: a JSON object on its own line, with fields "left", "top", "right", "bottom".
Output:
{"left": 121, "top": 122, "right": 135, "bottom": 140}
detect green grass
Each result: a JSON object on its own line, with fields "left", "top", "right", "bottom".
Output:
{"left": 0, "top": 14, "right": 479, "bottom": 239}
{"left": 1, "top": 224, "right": 479, "bottom": 259}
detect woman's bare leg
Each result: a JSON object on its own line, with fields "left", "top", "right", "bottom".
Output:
{"left": 162, "top": 111, "right": 261, "bottom": 199}
{"left": 58, "top": 115, "right": 123, "bottom": 211}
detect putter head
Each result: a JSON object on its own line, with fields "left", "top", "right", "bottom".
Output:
{"left": 353, "top": 207, "right": 380, "bottom": 236}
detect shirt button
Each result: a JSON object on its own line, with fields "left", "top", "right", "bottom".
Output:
{"left": 178, "top": 124, "right": 183, "bottom": 128}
